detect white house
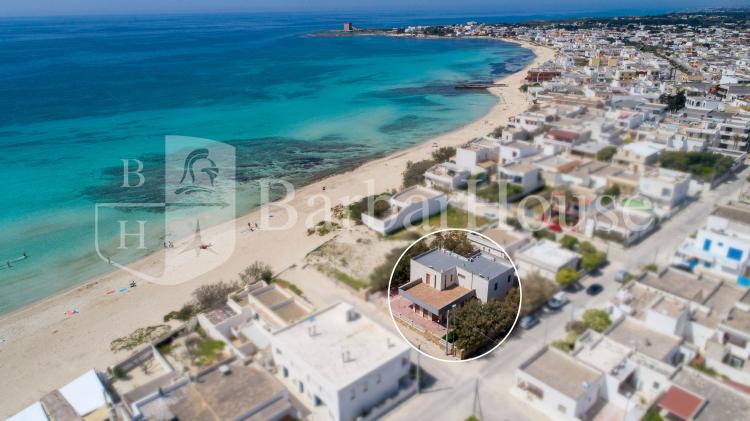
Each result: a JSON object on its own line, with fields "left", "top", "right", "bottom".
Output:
{"left": 469, "top": 228, "right": 531, "bottom": 258}
{"left": 499, "top": 160, "right": 544, "bottom": 195}
{"left": 515, "top": 240, "right": 581, "bottom": 280}
{"left": 638, "top": 167, "right": 691, "bottom": 209}
{"left": 424, "top": 161, "right": 470, "bottom": 190}
{"left": 10, "top": 370, "right": 112, "bottom": 421}
{"left": 673, "top": 203, "right": 750, "bottom": 285}
{"left": 271, "top": 302, "right": 413, "bottom": 421}
{"left": 498, "top": 140, "right": 538, "bottom": 165}
{"left": 360, "top": 186, "right": 448, "bottom": 235}
{"left": 399, "top": 248, "right": 517, "bottom": 324}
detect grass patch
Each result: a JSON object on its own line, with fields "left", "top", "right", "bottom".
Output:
{"left": 551, "top": 332, "right": 580, "bottom": 353}
{"left": 325, "top": 268, "right": 368, "bottom": 290}
{"left": 273, "top": 278, "right": 304, "bottom": 296}
{"left": 111, "top": 325, "right": 171, "bottom": 353}
{"left": 423, "top": 206, "right": 491, "bottom": 229}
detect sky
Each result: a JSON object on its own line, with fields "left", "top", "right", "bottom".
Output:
{"left": 0, "top": 0, "right": 747, "bottom": 17}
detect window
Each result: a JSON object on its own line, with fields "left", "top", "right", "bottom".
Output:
{"left": 558, "top": 404, "right": 567, "bottom": 414}
{"left": 728, "top": 247, "right": 743, "bottom": 261}
{"left": 727, "top": 355, "right": 745, "bottom": 369}
{"left": 703, "top": 239, "right": 712, "bottom": 251}
{"left": 350, "top": 388, "right": 356, "bottom": 400}
{"left": 283, "top": 367, "right": 288, "bottom": 378}
{"left": 425, "top": 273, "right": 430, "bottom": 284}
{"left": 494, "top": 282, "right": 498, "bottom": 291}
{"left": 376, "top": 373, "right": 382, "bottom": 384}
{"left": 363, "top": 381, "right": 368, "bottom": 393}
{"left": 661, "top": 187, "right": 671, "bottom": 197}
{"left": 653, "top": 382, "right": 660, "bottom": 389}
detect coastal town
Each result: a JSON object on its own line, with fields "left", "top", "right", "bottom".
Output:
{"left": 6, "top": 8, "right": 750, "bottom": 421}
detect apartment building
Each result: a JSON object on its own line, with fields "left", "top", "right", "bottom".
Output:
{"left": 271, "top": 303, "right": 413, "bottom": 421}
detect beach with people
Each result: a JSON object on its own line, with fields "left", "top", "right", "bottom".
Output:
{"left": 0, "top": 40, "right": 553, "bottom": 417}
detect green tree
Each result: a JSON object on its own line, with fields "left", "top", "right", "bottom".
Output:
{"left": 596, "top": 145, "right": 617, "bottom": 161}
{"left": 581, "top": 309, "right": 612, "bottom": 332}
{"left": 450, "top": 288, "right": 520, "bottom": 352}
{"left": 581, "top": 250, "right": 607, "bottom": 272}
{"left": 555, "top": 268, "right": 580, "bottom": 286}
{"left": 432, "top": 147, "right": 456, "bottom": 163}
{"left": 432, "top": 231, "right": 475, "bottom": 257}
{"left": 577, "top": 241, "right": 597, "bottom": 255}
{"left": 560, "top": 235, "right": 579, "bottom": 250}
{"left": 403, "top": 159, "right": 436, "bottom": 188}
{"left": 239, "top": 262, "right": 273, "bottom": 286}
{"left": 193, "top": 281, "right": 238, "bottom": 312}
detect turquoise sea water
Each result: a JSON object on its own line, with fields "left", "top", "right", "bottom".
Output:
{"left": 0, "top": 13, "right": 534, "bottom": 314}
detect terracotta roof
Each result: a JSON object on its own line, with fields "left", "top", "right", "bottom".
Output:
{"left": 657, "top": 385, "right": 705, "bottom": 420}
{"left": 400, "top": 282, "right": 473, "bottom": 313}
{"left": 548, "top": 128, "right": 580, "bottom": 141}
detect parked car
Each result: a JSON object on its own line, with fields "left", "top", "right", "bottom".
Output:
{"left": 614, "top": 270, "right": 630, "bottom": 283}
{"left": 545, "top": 292, "right": 569, "bottom": 311}
{"left": 586, "top": 283, "right": 603, "bottom": 296}
{"left": 671, "top": 263, "right": 693, "bottom": 273}
{"left": 519, "top": 314, "right": 540, "bottom": 329}
{"left": 565, "top": 282, "right": 583, "bottom": 293}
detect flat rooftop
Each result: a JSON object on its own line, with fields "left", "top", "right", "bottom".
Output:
{"left": 477, "top": 229, "right": 527, "bottom": 248}
{"left": 606, "top": 318, "right": 681, "bottom": 362}
{"left": 400, "top": 282, "right": 474, "bottom": 313}
{"left": 713, "top": 203, "right": 750, "bottom": 226}
{"left": 693, "top": 283, "right": 747, "bottom": 328}
{"left": 168, "top": 363, "right": 288, "bottom": 421}
{"left": 517, "top": 240, "right": 580, "bottom": 270}
{"left": 413, "top": 248, "right": 513, "bottom": 280}
{"left": 575, "top": 333, "right": 631, "bottom": 374}
{"left": 522, "top": 347, "right": 602, "bottom": 400}
{"left": 640, "top": 269, "right": 719, "bottom": 304}
{"left": 673, "top": 368, "right": 750, "bottom": 420}
{"left": 272, "top": 302, "right": 410, "bottom": 389}
{"left": 723, "top": 307, "right": 750, "bottom": 335}
{"left": 593, "top": 206, "right": 653, "bottom": 230}
{"left": 254, "top": 288, "right": 289, "bottom": 308}
{"left": 392, "top": 185, "right": 442, "bottom": 204}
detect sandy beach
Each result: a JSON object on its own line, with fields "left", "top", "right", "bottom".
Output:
{"left": 0, "top": 40, "right": 553, "bottom": 417}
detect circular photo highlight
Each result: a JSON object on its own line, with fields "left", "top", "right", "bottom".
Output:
{"left": 387, "top": 228, "right": 522, "bottom": 362}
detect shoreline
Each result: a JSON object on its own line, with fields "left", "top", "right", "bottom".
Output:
{"left": 0, "top": 39, "right": 554, "bottom": 418}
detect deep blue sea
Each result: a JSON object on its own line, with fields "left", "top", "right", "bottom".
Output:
{"left": 0, "top": 10, "right": 658, "bottom": 314}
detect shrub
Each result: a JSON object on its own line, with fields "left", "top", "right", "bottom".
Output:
{"left": 581, "top": 250, "right": 607, "bottom": 272}
{"left": 239, "top": 262, "right": 273, "bottom": 286}
{"left": 111, "top": 325, "right": 171, "bottom": 353}
{"left": 560, "top": 235, "right": 578, "bottom": 250}
{"left": 658, "top": 151, "right": 734, "bottom": 182}
{"left": 432, "top": 146, "right": 456, "bottom": 163}
{"left": 596, "top": 145, "right": 617, "bottom": 161}
{"left": 533, "top": 229, "right": 556, "bottom": 241}
{"left": 644, "top": 263, "right": 659, "bottom": 273}
{"left": 566, "top": 320, "right": 587, "bottom": 335}
{"left": 582, "top": 309, "right": 612, "bottom": 332}
{"left": 164, "top": 303, "right": 197, "bottom": 322}
{"left": 555, "top": 268, "right": 580, "bottom": 286}
{"left": 506, "top": 217, "right": 523, "bottom": 231}
{"left": 403, "top": 159, "right": 435, "bottom": 188}
{"left": 348, "top": 193, "right": 392, "bottom": 222}
{"left": 193, "top": 281, "right": 238, "bottom": 312}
